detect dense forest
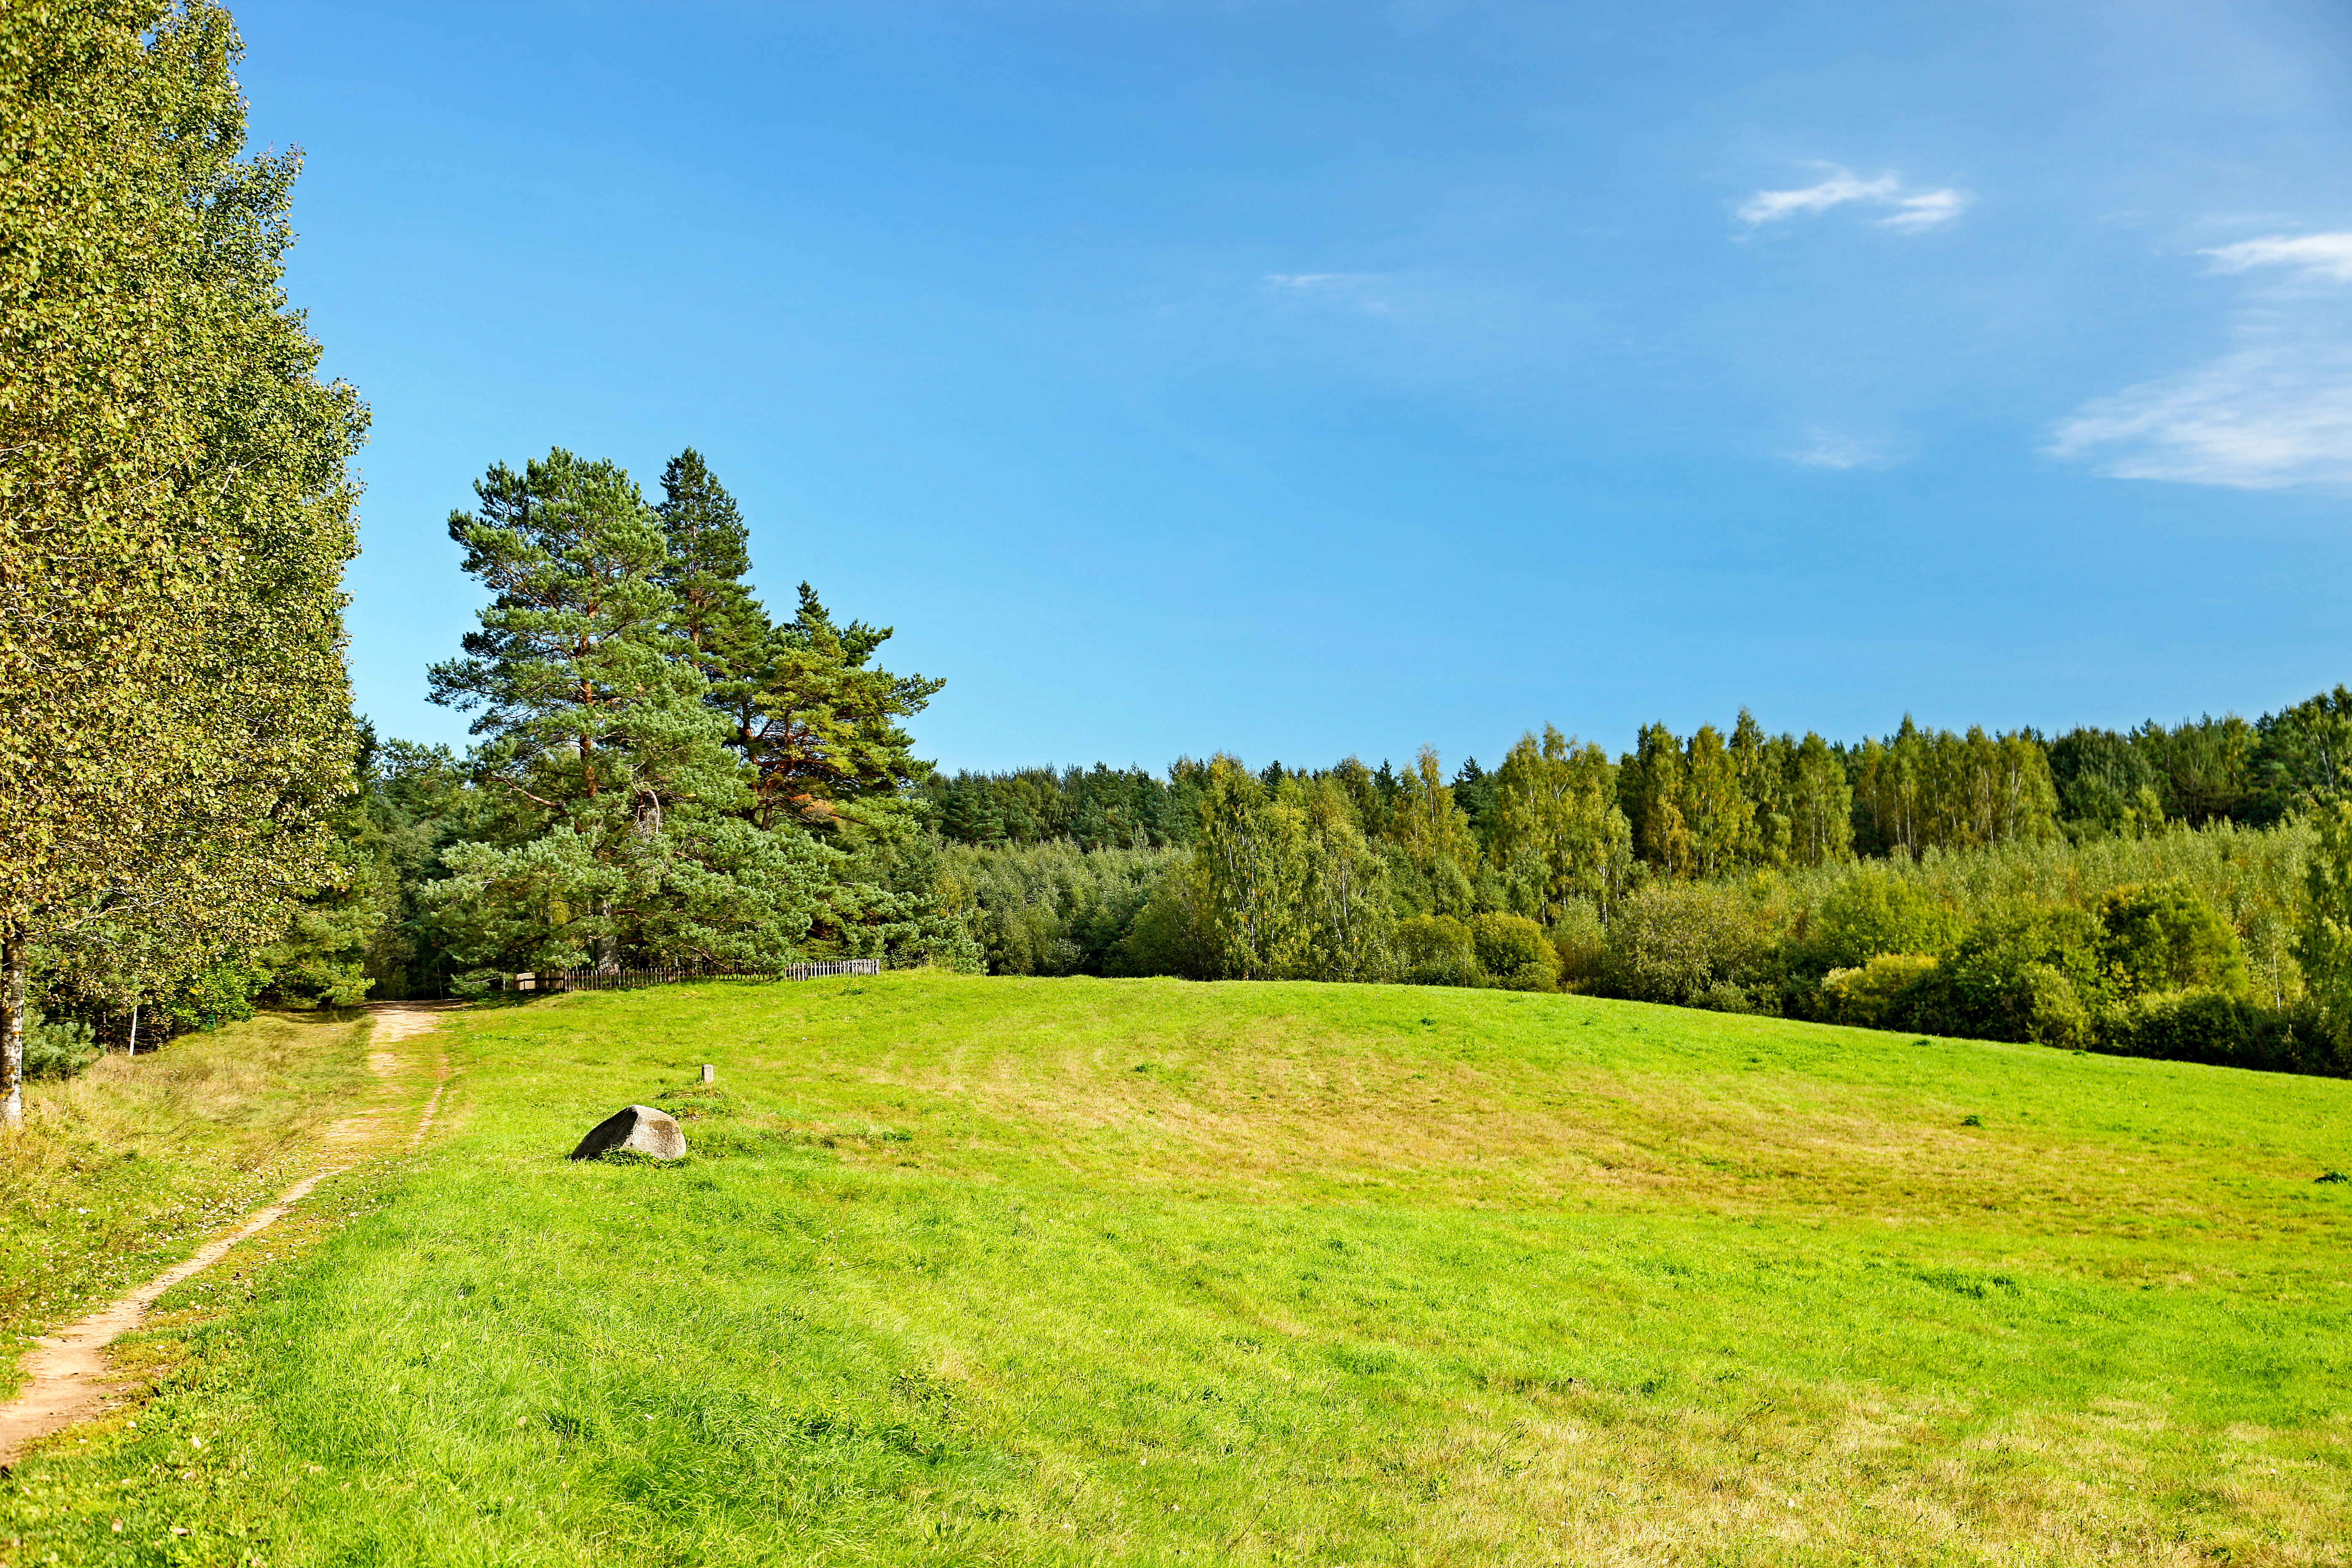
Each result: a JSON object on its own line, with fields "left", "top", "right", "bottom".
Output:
{"left": 923, "top": 691, "right": 2352, "bottom": 864}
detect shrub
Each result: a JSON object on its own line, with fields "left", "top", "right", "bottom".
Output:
{"left": 1396, "top": 914, "right": 1480, "bottom": 987}
{"left": 1803, "top": 865, "right": 1963, "bottom": 972}
{"left": 1108, "top": 875, "right": 1211, "bottom": 979}
{"left": 1819, "top": 953, "right": 1940, "bottom": 1029}
{"left": 2094, "top": 879, "right": 2248, "bottom": 998}
{"left": 163, "top": 958, "right": 269, "bottom": 1032}
{"left": 2093, "top": 989, "right": 2345, "bottom": 1073}
{"left": 1914, "top": 908, "right": 2106, "bottom": 1047}
{"left": 1601, "top": 882, "right": 1774, "bottom": 1006}
{"left": 1695, "top": 978, "right": 1763, "bottom": 1014}
{"left": 2007, "top": 961, "right": 2094, "bottom": 1049}
{"left": 23, "top": 1012, "right": 99, "bottom": 1081}
{"left": 1549, "top": 900, "right": 1607, "bottom": 990}
{"left": 1470, "top": 913, "right": 1559, "bottom": 992}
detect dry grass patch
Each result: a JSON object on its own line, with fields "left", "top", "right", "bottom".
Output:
{"left": 0, "top": 1010, "right": 384, "bottom": 1393}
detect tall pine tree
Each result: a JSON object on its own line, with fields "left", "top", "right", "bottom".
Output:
{"left": 426, "top": 450, "right": 831, "bottom": 980}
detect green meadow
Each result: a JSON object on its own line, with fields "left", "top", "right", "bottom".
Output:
{"left": 6, "top": 972, "right": 2352, "bottom": 1565}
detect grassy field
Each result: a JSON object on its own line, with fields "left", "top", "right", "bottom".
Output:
{"left": 4, "top": 972, "right": 2350, "bottom": 1565}
{"left": 0, "top": 1011, "right": 377, "bottom": 1399}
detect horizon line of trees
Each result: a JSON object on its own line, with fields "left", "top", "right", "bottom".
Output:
{"left": 923, "top": 685, "right": 2352, "bottom": 882}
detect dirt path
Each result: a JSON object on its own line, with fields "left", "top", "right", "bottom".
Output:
{"left": 0, "top": 1002, "right": 458, "bottom": 1468}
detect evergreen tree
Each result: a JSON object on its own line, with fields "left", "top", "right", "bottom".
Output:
{"left": 426, "top": 449, "right": 828, "bottom": 980}
{"left": 2253, "top": 688, "right": 2352, "bottom": 823}
{"left": 738, "top": 583, "right": 944, "bottom": 836}
{"left": 2142, "top": 715, "right": 2254, "bottom": 827}
{"left": 655, "top": 448, "right": 769, "bottom": 713}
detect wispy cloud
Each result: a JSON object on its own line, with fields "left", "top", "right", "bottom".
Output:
{"left": 1738, "top": 170, "right": 1897, "bottom": 225}
{"left": 1788, "top": 428, "right": 1896, "bottom": 470}
{"left": 1878, "top": 189, "right": 1966, "bottom": 233}
{"left": 2201, "top": 232, "right": 2352, "bottom": 284}
{"left": 2053, "top": 229, "right": 2352, "bottom": 489}
{"left": 2049, "top": 346, "right": 2352, "bottom": 489}
{"left": 1738, "top": 165, "right": 1968, "bottom": 232}
{"left": 1264, "top": 272, "right": 1393, "bottom": 314}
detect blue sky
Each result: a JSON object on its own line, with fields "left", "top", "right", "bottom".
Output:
{"left": 232, "top": 0, "right": 2352, "bottom": 774}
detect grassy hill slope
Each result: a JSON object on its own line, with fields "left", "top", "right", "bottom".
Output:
{"left": 6, "top": 974, "right": 2350, "bottom": 1565}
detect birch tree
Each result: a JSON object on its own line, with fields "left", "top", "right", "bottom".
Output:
{"left": 1, "top": 1, "right": 365, "bottom": 1124}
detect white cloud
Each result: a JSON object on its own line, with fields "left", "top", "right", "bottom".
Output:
{"left": 2049, "top": 345, "right": 2352, "bottom": 489}
{"left": 2200, "top": 232, "right": 2352, "bottom": 284}
{"left": 1738, "top": 170, "right": 1897, "bottom": 225}
{"left": 1788, "top": 429, "right": 1895, "bottom": 470}
{"left": 1264, "top": 272, "right": 1393, "bottom": 314}
{"left": 1738, "top": 165, "right": 1967, "bottom": 232}
{"left": 2054, "top": 226, "right": 2352, "bottom": 489}
{"left": 1877, "top": 189, "right": 1968, "bottom": 233}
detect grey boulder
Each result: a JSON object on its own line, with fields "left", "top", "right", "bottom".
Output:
{"left": 569, "top": 1104, "right": 688, "bottom": 1161}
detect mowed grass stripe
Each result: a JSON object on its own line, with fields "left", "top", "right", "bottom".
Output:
{"left": 4, "top": 972, "right": 2348, "bottom": 1565}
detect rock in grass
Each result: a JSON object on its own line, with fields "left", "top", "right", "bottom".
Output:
{"left": 569, "top": 1104, "right": 688, "bottom": 1161}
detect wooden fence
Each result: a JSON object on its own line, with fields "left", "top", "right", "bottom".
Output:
{"left": 505, "top": 958, "right": 881, "bottom": 993}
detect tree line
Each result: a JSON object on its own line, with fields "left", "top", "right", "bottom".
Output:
{"left": 930, "top": 689, "right": 2352, "bottom": 883}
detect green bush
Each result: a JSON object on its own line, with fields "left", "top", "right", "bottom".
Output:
{"left": 1695, "top": 978, "right": 1764, "bottom": 1014}
{"left": 1396, "top": 915, "right": 1480, "bottom": 988}
{"left": 1470, "top": 913, "right": 1558, "bottom": 992}
{"left": 162, "top": 957, "right": 269, "bottom": 1032}
{"left": 1549, "top": 900, "right": 1607, "bottom": 990}
{"left": 2009, "top": 961, "right": 2094, "bottom": 1049}
{"left": 2094, "top": 879, "right": 2248, "bottom": 998}
{"left": 23, "top": 1012, "right": 99, "bottom": 1081}
{"left": 1106, "top": 871, "right": 1212, "bottom": 979}
{"left": 2093, "top": 989, "right": 2345, "bottom": 1073}
{"left": 1803, "top": 865, "right": 1963, "bottom": 972}
{"left": 1914, "top": 908, "right": 2106, "bottom": 1047}
{"left": 1601, "top": 882, "right": 1774, "bottom": 1006}
{"left": 1819, "top": 953, "right": 1940, "bottom": 1029}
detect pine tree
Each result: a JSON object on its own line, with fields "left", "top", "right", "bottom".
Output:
{"left": 426, "top": 449, "right": 830, "bottom": 980}
{"left": 738, "top": 583, "right": 944, "bottom": 835}
{"left": 654, "top": 449, "right": 773, "bottom": 739}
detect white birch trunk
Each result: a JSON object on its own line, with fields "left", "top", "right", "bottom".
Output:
{"left": 1, "top": 924, "right": 25, "bottom": 1129}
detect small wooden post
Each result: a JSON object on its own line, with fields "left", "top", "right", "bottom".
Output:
{"left": 700, "top": 1064, "right": 715, "bottom": 1085}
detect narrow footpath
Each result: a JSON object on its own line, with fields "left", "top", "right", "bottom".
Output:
{"left": 0, "top": 1003, "right": 458, "bottom": 1468}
